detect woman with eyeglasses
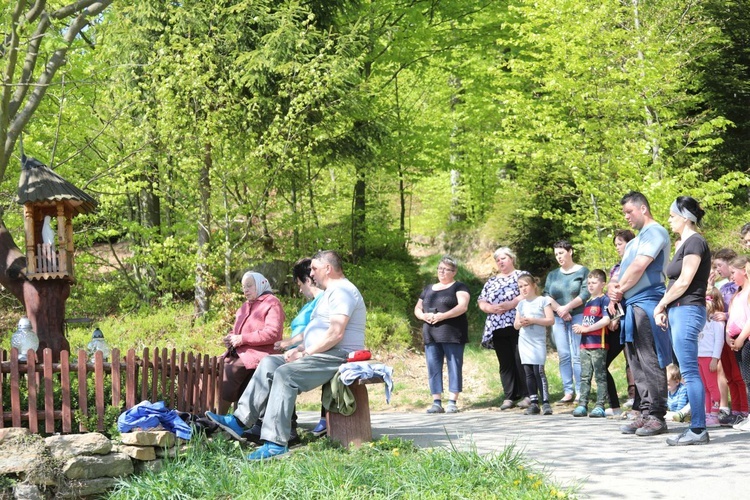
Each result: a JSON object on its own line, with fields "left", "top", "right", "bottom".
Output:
{"left": 219, "top": 271, "right": 285, "bottom": 413}
{"left": 415, "top": 255, "right": 471, "bottom": 414}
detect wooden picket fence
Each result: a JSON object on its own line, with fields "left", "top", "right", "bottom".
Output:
{"left": 0, "top": 347, "right": 224, "bottom": 434}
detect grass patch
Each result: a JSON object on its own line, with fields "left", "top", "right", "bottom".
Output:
{"left": 109, "top": 434, "right": 576, "bottom": 499}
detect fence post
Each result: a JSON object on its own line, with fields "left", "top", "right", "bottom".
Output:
{"left": 42, "top": 349, "right": 54, "bottom": 434}
{"left": 94, "top": 350, "right": 105, "bottom": 432}
{"left": 126, "top": 349, "right": 136, "bottom": 409}
{"left": 192, "top": 353, "right": 202, "bottom": 414}
{"left": 160, "top": 348, "right": 168, "bottom": 405}
{"left": 10, "top": 348, "right": 21, "bottom": 427}
{"left": 140, "top": 348, "right": 150, "bottom": 403}
{"left": 150, "top": 348, "right": 159, "bottom": 403}
{"left": 27, "top": 350, "right": 38, "bottom": 433}
{"left": 177, "top": 352, "right": 186, "bottom": 412}
{"left": 78, "top": 349, "right": 88, "bottom": 432}
{"left": 205, "top": 355, "right": 215, "bottom": 414}
{"left": 111, "top": 348, "right": 121, "bottom": 410}
{"left": 199, "top": 354, "right": 210, "bottom": 414}
{"left": 168, "top": 349, "right": 177, "bottom": 409}
{"left": 60, "top": 350, "right": 72, "bottom": 433}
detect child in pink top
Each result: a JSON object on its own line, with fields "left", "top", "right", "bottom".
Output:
{"left": 698, "top": 287, "right": 725, "bottom": 427}
{"left": 727, "top": 257, "right": 750, "bottom": 429}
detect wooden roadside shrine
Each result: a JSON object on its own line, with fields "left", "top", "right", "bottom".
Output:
{"left": 15, "top": 155, "right": 97, "bottom": 359}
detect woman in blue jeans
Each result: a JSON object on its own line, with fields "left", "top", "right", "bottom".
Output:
{"left": 654, "top": 196, "right": 711, "bottom": 446}
{"left": 415, "top": 256, "right": 471, "bottom": 414}
{"left": 543, "top": 240, "right": 590, "bottom": 403}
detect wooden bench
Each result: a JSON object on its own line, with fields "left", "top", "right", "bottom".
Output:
{"left": 326, "top": 376, "right": 385, "bottom": 448}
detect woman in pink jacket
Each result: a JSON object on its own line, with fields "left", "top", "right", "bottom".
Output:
{"left": 219, "top": 271, "right": 285, "bottom": 413}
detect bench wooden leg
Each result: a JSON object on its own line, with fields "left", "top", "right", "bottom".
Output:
{"left": 327, "top": 383, "right": 372, "bottom": 448}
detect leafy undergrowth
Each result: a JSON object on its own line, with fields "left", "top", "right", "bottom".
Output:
{"left": 109, "top": 434, "right": 577, "bottom": 499}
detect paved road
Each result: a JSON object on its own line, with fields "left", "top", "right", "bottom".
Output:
{"left": 298, "top": 409, "right": 749, "bottom": 499}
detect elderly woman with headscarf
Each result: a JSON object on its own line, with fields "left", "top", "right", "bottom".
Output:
{"left": 219, "top": 271, "right": 285, "bottom": 413}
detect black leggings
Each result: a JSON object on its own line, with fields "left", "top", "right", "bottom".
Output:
{"left": 523, "top": 364, "right": 549, "bottom": 404}
{"left": 606, "top": 329, "right": 623, "bottom": 409}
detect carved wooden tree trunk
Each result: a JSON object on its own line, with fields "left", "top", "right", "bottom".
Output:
{"left": 0, "top": 217, "right": 69, "bottom": 361}
{"left": 23, "top": 279, "right": 70, "bottom": 359}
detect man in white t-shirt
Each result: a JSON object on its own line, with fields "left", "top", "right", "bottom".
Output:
{"left": 207, "top": 250, "right": 366, "bottom": 460}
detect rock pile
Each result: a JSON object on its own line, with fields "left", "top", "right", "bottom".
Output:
{"left": 0, "top": 428, "right": 186, "bottom": 499}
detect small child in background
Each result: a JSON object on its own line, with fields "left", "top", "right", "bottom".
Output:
{"left": 514, "top": 274, "right": 555, "bottom": 416}
{"left": 571, "top": 269, "right": 611, "bottom": 418}
{"left": 698, "top": 287, "right": 725, "bottom": 428}
{"left": 666, "top": 364, "right": 691, "bottom": 422}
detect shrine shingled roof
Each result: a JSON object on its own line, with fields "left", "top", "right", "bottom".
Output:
{"left": 16, "top": 156, "right": 97, "bottom": 215}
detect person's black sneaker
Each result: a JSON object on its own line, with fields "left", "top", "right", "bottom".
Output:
{"left": 288, "top": 427, "right": 301, "bottom": 447}
{"left": 524, "top": 403, "right": 541, "bottom": 415}
{"left": 720, "top": 412, "right": 745, "bottom": 427}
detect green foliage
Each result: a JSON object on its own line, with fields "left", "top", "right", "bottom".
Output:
{"left": 109, "top": 433, "right": 574, "bottom": 499}
{"left": 347, "top": 257, "right": 423, "bottom": 349}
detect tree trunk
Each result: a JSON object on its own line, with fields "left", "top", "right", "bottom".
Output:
{"left": 448, "top": 74, "right": 465, "bottom": 223}
{"left": 195, "top": 143, "right": 212, "bottom": 317}
{"left": 0, "top": 216, "right": 69, "bottom": 361}
{"left": 352, "top": 164, "right": 366, "bottom": 262}
{"left": 140, "top": 167, "right": 161, "bottom": 230}
{"left": 632, "top": 0, "right": 660, "bottom": 166}
{"left": 222, "top": 174, "right": 232, "bottom": 292}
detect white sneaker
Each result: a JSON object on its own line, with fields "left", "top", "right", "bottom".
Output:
{"left": 738, "top": 418, "right": 750, "bottom": 431}
{"left": 623, "top": 399, "right": 634, "bottom": 409}
{"left": 733, "top": 417, "right": 748, "bottom": 430}
{"left": 605, "top": 408, "right": 622, "bottom": 417}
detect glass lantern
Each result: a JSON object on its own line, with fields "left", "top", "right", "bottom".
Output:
{"left": 10, "top": 316, "right": 39, "bottom": 362}
{"left": 87, "top": 327, "right": 111, "bottom": 361}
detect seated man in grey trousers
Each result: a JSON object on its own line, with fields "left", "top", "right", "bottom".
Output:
{"left": 207, "top": 250, "right": 366, "bottom": 460}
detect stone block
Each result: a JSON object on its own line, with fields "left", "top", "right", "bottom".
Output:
{"left": 134, "top": 458, "right": 164, "bottom": 474}
{"left": 120, "top": 430, "right": 176, "bottom": 448}
{"left": 62, "top": 452, "right": 134, "bottom": 480}
{"left": 0, "top": 427, "right": 30, "bottom": 444}
{"left": 115, "top": 444, "right": 156, "bottom": 461}
{"left": 0, "top": 434, "right": 46, "bottom": 475}
{"left": 12, "top": 483, "right": 44, "bottom": 500}
{"left": 45, "top": 433, "right": 112, "bottom": 459}
{"left": 56, "top": 477, "right": 119, "bottom": 498}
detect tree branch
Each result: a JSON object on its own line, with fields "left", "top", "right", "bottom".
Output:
{"left": 1, "top": 0, "right": 114, "bottom": 180}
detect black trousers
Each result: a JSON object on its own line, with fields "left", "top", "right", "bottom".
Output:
{"left": 492, "top": 326, "right": 529, "bottom": 401}
{"left": 624, "top": 305, "right": 667, "bottom": 419}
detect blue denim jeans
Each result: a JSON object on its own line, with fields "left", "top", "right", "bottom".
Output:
{"left": 552, "top": 315, "right": 582, "bottom": 396}
{"left": 668, "top": 304, "right": 707, "bottom": 429}
{"left": 425, "top": 342, "right": 465, "bottom": 395}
